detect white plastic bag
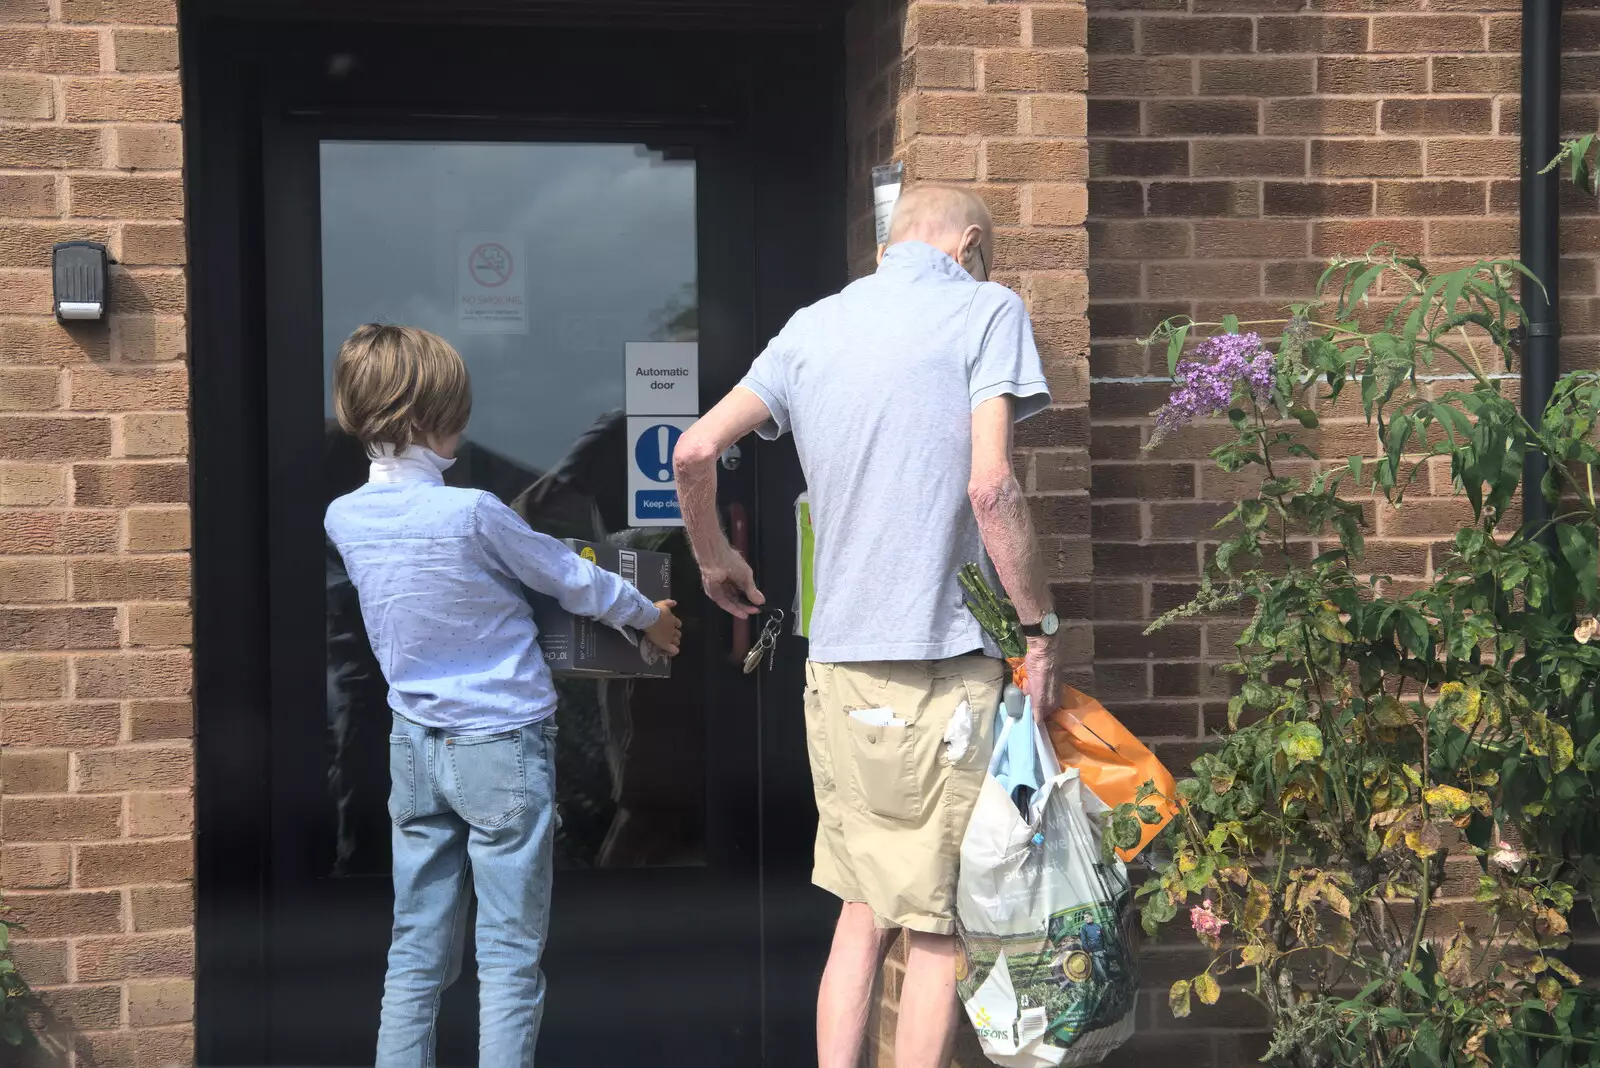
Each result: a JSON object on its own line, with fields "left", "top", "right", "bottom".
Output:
{"left": 956, "top": 713, "right": 1138, "bottom": 1067}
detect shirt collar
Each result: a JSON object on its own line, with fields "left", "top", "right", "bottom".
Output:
{"left": 876, "top": 240, "right": 976, "bottom": 283}
{"left": 369, "top": 443, "right": 455, "bottom": 485}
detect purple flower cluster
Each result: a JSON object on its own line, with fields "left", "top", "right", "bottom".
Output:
{"left": 1151, "top": 331, "right": 1277, "bottom": 444}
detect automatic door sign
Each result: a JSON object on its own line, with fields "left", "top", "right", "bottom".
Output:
{"left": 457, "top": 232, "right": 527, "bottom": 334}
{"left": 628, "top": 416, "right": 695, "bottom": 527}
{"left": 625, "top": 342, "right": 699, "bottom": 417}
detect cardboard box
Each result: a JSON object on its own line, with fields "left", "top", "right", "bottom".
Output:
{"left": 529, "top": 540, "right": 672, "bottom": 679}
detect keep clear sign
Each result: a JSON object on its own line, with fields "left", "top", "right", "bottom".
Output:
{"left": 457, "top": 232, "right": 527, "bottom": 333}
{"left": 625, "top": 342, "right": 699, "bottom": 527}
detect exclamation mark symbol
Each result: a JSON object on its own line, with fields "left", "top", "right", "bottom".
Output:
{"left": 657, "top": 425, "right": 672, "bottom": 482}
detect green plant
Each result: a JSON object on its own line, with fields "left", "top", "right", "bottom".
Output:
{"left": 1129, "top": 245, "right": 1600, "bottom": 1067}
{"left": 1, "top": 893, "right": 38, "bottom": 1050}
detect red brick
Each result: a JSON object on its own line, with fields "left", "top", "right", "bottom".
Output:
{"left": 73, "top": 651, "right": 191, "bottom": 700}
{"left": 1264, "top": 181, "right": 1373, "bottom": 217}
{"left": 1257, "top": 16, "right": 1368, "bottom": 53}
{"left": 59, "top": 0, "right": 176, "bottom": 22}
{"left": 1088, "top": 99, "right": 1140, "bottom": 135}
{"left": 0, "top": 558, "right": 66, "bottom": 602}
{"left": 0, "top": 124, "right": 103, "bottom": 168}
{"left": 1089, "top": 262, "right": 1140, "bottom": 299}
{"left": 1370, "top": 14, "right": 1484, "bottom": 52}
{"left": 1425, "top": 137, "right": 1518, "bottom": 176}
{"left": 993, "top": 228, "right": 1088, "bottom": 269}
{"left": 1193, "top": 220, "right": 1309, "bottom": 258}
{"left": 1026, "top": 95, "right": 1086, "bottom": 137}
{"left": 1089, "top": 57, "right": 1192, "bottom": 96}
{"left": 983, "top": 49, "right": 1087, "bottom": 92}
{"left": 0, "top": 28, "right": 100, "bottom": 74}
{"left": 1198, "top": 57, "right": 1314, "bottom": 95}
{"left": 0, "top": 416, "right": 112, "bottom": 460}
{"left": 1431, "top": 55, "right": 1520, "bottom": 93}
{"left": 131, "top": 883, "right": 191, "bottom": 931}
{"left": 1265, "top": 259, "right": 1331, "bottom": 295}
{"left": 74, "top": 743, "right": 191, "bottom": 790}
{"left": 1091, "top": 140, "right": 1189, "bottom": 178}
{"left": 10, "top": 939, "right": 69, "bottom": 984}
{"left": 1374, "top": 180, "right": 1486, "bottom": 216}
{"left": 128, "top": 699, "right": 191, "bottom": 742}
{"left": 0, "top": 748, "right": 68, "bottom": 792}
{"left": 128, "top": 978, "right": 193, "bottom": 1026}
{"left": 0, "top": 607, "right": 118, "bottom": 650}
{"left": 67, "top": 365, "right": 187, "bottom": 411}
{"left": 1088, "top": 16, "right": 1134, "bottom": 53}
{"left": 75, "top": 839, "right": 192, "bottom": 888}
{"left": 1148, "top": 180, "right": 1260, "bottom": 217}
{"left": 1, "top": 796, "right": 122, "bottom": 841}
{"left": 63, "top": 77, "right": 181, "bottom": 122}
{"left": 1428, "top": 218, "right": 1518, "bottom": 256}
{"left": 1193, "top": 139, "right": 1305, "bottom": 177}
{"left": 1033, "top": 7, "right": 1088, "bottom": 48}
{"left": 1140, "top": 16, "right": 1253, "bottom": 54}
{"left": 910, "top": 93, "right": 1017, "bottom": 137}
{"left": 1312, "top": 218, "right": 1425, "bottom": 255}
{"left": 1088, "top": 220, "right": 1192, "bottom": 259}
{"left": 70, "top": 557, "right": 189, "bottom": 602}
{"left": 908, "top": 47, "right": 975, "bottom": 90}
{"left": 112, "top": 28, "right": 179, "bottom": 72}
{"left": 36, "top": 984, "right": 123, "bottom": 1030}
{"left": 0, "top": 366, "right": 60, "bottom": 408}
{"left": 1310, "top": 138, "right": 1422, "bottom": 177}
{"left": 1146, "top": 100, "right": 1258, "bottom": 136}
{"left": 1, "top": 701, "right": 121, "bottom": 746}
{"left": 1317, "top": 57, "right": 1427, "bottom": 94}
{"left": 1382, "top": 98, "right": 1493, "bottom": 135}
{"left": 0, "top": 0, "right": 50, "bottom": 20}
{"left": 0, "top": 318, "right": 109, "bottom": 364}
{"left": 1265, "top": 98, "right": 1376, "bottom": 136}
{"left": 0, "top": 510, "right": 119, "bottom": 554}
{"left": 1, "top": 843, "right": 70, "bottom": 888}
{"left": 73, "top": 461, "right": 188, "bottom": 506}
{"left": 911, "top": 4, "right": 1021, "bottom": 46}
{"left": 69, "top": 174, "right": 183, "bottom": 219}
{"left": 113, "top": 124, "right": 183, "bottom": 171}
{"left": 76, "top": 931, "right": 194, "bottom": 981}
{"left": 987, "top": 140, "right": 1089, "bottom": 182}
{"left": 4, "top": 890, "right": 121, "bottom": 937}
{"left": 1027, "top": 183, "right": 1090, "bottom": 227}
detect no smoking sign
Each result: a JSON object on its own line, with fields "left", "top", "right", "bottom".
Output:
{"left": 457, "top": 231, "right": 526, "bottom": 333}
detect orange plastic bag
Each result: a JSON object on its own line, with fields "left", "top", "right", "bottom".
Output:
{"left": 1008, "top": 661, "right": 1179, "bottom": 862}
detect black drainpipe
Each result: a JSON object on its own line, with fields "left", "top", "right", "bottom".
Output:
{"left": 1521, "top": 0, "right": 1561, "bottom": 539}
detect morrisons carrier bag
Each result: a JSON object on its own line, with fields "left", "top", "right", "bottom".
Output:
{"left": 956, "top": 711, "right": 1138, "bottom": 1067}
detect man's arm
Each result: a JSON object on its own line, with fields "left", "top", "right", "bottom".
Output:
{"left": 969, "top": 395, "right": 1059, "bottom": 718}
{"left": 673, "top": 387, "right": 772, "bottom": 618}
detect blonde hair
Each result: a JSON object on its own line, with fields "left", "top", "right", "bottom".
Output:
{"left": 332, "top": 323, "right": 472, "bottom": 453}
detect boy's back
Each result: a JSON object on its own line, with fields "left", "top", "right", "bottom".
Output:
{"left": 325, "top": 450, "right": 661, "bottom": 735}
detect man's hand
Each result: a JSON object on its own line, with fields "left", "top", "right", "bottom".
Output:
{"left": 1023, "top": 635, "right": 1060, "bottom": 722}
{"left": 645, "top": 600, "right": 683, "bottom": 656}
{"left": 698, "top": 545, "right": 765, "bottom": 619}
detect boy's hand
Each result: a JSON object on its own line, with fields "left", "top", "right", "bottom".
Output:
{"left": 645, "top": 600, "right": 683, "bottom": 656}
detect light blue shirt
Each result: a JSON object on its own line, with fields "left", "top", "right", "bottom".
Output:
{"left": 740, "top": 240, "right": 1049, "bottom": 662}
{"left": 324, "top": 448, "right": 660, "bottom": 734}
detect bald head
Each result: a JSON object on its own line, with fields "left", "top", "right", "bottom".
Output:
{"left": 883, "top": 184, "right": 993, "bottom": 279}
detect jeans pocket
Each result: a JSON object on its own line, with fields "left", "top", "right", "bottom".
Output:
{"left": 388, "top": 734, "right": 417, "bottom": 825}
{"left": 845, "top": 717, "right": 921, "bottom": 822}
{"left": 445, "top": 731, "right": 527, "bottom": 829}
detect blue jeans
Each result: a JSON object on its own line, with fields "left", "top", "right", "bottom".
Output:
{"left": 377, "top": 715, "right": 557, "bottom": 1068}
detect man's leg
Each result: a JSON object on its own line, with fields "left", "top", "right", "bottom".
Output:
{"left": 817, "top": 902, "right": 894, "bottom": 1068}
{"left": 894, "top": 930, "right": 962, "bottom": 1068}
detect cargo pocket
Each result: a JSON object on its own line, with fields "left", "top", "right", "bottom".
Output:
{"left": 845, "top": 716, "right": 921, "bottom": 822}
{"left": 388, "top": 734, "right": 417, "bottom": 825}
{"left": 445, "top": 731, "right": 527, "bottom": 829}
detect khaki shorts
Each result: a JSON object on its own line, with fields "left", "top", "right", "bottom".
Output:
{"left": 803, "top": 655, "right": 1005, "bottom": 934}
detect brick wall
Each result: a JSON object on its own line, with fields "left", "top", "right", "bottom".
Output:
{"left": 0, "top": 0, "right": 193, "bottom": 1064}
{"left": 1083, "top": 2, "right": 1600, "bottom": 1066}
{"left": 844, "top": 0, "right": 1093, "bottom": 1064}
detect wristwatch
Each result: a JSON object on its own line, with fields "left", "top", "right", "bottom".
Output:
{"left": 1020, "top": 611, "right": 1059, "bottom": 639}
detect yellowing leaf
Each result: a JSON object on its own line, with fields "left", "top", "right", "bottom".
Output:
{"left": 1242, "top": 880, "right": 1272, "bottom": 931}
{"left": 1321, "top": 883, "right": 1352, "bottom": 919}
{"left": 1440, "top": 931, "right": 1474, "bottom": 987}
{"left": 1169, "top": 980, "right": 1192, "bottom": 1019}
{"left": 1538, "top": 975, "right": 1561, "bottom": 1010}
{"left": 1551, "top": 721, "right": 1575, "bottom": 773}
{"left": 1315, "top": 613, "right": 1353, "bottom": 644}
{"left": 1423, "top": 785, "right": 1472, "bottom": 816}
{"left": 1280, "top": 722, "right": 1323, "bottom": 766}
{"left": 1194, "top": 973, "right": 1221, "bottom": 1006}
{"left": 1239, "top": 944, "right": 1269, "bottom": 966}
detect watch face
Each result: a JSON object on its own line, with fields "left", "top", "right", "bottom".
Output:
{"left": 1041, "top": 612, "right": 1060, "bottom": 636}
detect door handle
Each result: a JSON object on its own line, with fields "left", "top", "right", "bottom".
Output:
{"left": 725, "top": 501, "right": 751, "bottom": 666}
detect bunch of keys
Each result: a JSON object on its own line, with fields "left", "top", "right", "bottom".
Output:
{"left": 742, "top": 609, "right": 786, "bottom": 675}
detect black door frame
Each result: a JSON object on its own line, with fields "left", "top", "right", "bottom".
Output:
{"left": 184, "top": 12, "right": 846, "bottom": 1066}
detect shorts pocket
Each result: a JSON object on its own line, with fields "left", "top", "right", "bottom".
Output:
{"left": 445, "top": 731, "right": 527, "bottom": 829}
{"left": 844, "top": 716, "right": 922, "bottom": 822}
{"left": 388, "top": 734, "right": 417, "bottom": 825}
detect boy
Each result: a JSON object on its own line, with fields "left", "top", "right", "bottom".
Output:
{"left": 324, "top": 323, "right": 682, "bottom": 1067}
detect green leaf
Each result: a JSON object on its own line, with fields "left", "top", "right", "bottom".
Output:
{"left": 1193, "top": 973, "right": 1221, "bottom": 1006}
{"left": 1222, "top": 314, "right": 1241, "bottom": 335}
{"left": 1348, "top": 264, "right": 1385, "bottom": 310}
{"left": 1111, "top": 812, "right": 1143, "bottom": 850}
{"left": 1398, "top": 609, "right": 1430, "bottom": 657}
{"left": 1556, "top": 522, "right": 1600, "bottom": 608}
{"left": 1291, "top": 407, "right": 1320, "bottom": 429}
{"left": 1167, "top": 323, "right": 1191, "bottom": 379}
{"left": 1136, "top": 804, "right": 1164, "bottom": 825}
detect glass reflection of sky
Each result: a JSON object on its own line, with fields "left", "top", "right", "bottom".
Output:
{"left": 320, "top": 141, "right": 696, "bottom": 472}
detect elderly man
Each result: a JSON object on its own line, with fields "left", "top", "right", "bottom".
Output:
{"left": 674, "top": 184, "right": 1061, "bottom": 1068}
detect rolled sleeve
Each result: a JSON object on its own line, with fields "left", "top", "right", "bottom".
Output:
{"left": 739, "top": 309, "right": 807, "bottom": 439}
{"left": 968, "top": 283, "right": 1051, "bottom": 421}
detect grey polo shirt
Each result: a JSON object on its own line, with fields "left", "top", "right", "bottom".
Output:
{"left": 739, "top": 240, "right": 1050, "bottom": 663}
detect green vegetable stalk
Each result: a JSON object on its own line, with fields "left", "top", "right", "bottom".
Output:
{"left": 958, "top": 562, "right": 1026, "bottom": 660}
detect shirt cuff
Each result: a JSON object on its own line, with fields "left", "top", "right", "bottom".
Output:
{"left": 737, "top": 379, "right": 789, "bottom": 440}
{"left": 971, "top": 379, "right": 1051, "bottom": 421}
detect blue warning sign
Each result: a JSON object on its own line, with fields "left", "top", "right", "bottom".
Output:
{"left": 633, "top": 423, "right": 683, "bottom": 484}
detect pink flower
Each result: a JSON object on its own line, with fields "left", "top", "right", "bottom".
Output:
{"left": 1191, "top": 899, "right": 1228, "bottom": 938}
